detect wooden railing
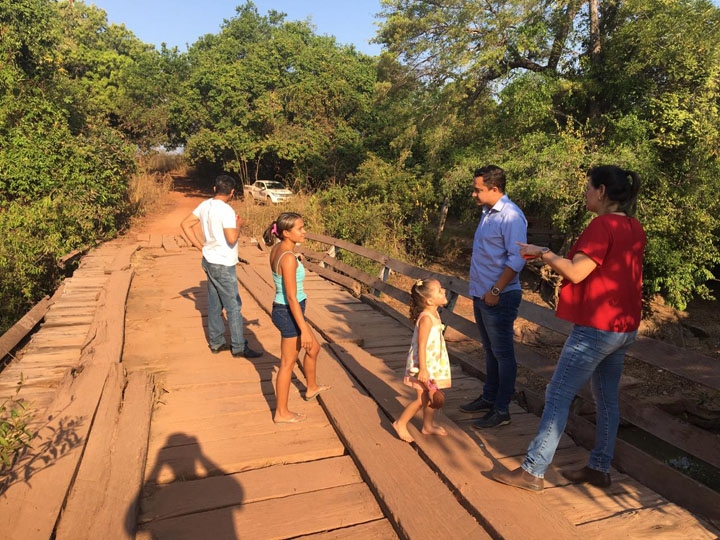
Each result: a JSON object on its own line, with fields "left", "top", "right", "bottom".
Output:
{"left": 0, "top": 244, "right": 93, "bottom": 365}
{"left": 300, "top": 231, "right": 720, "bottom": 524}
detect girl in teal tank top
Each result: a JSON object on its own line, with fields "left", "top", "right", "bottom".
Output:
{"left": 263, "top": 213, "right": 330, "bottom": 424}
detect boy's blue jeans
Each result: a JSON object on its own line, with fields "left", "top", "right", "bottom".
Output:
{"left": 201, "top": 258, "right": 245, "bottom": 354}
{"left": 522, "top": 325, "right": 637, "bottom": 477}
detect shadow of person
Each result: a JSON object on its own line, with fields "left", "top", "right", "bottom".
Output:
{"left": 126, "top": 433, "right": 244, "bottom": 540}
{"left": 179, "top": 283, "right": 263, "bottom": 350}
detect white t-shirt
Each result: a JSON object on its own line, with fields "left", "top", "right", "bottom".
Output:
{"left": 192, "top": 198, "right": 238, "bottom": 266}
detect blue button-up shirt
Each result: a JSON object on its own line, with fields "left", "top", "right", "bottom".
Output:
{"left": 469, "top": 194, "right": 527, "bottom": 297}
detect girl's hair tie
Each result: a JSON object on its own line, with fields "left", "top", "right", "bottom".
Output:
{"left": 271, "top": 223, "right": 278, "bottom": 236}
{"left": 415, "top": 279, "right": 423, "bottom": 287}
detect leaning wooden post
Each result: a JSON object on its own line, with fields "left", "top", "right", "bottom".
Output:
{"left": 322, "top": 245, "right": 337, "bottom": 269}
{"left": 446, "top": 290, "right": 458, "bottom": 312}
{"left": 375, "top": 266, "right": 390, "bottom": 297}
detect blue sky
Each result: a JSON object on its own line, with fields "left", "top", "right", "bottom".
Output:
{"left": 88, "top": 0, "right": 385, "bottom": 56}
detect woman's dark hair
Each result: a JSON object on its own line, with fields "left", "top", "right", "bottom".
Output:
{"left": 588, "top": 165, "right": 641, "bottom": 216}
{"left": 263, "top": 212, "right": 302, "bottom": 245}
{"left": 409, "top": 279, "right": 437, "bottom": 322}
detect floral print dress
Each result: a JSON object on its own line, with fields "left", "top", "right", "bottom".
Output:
{"left": 403, "top": 311, "right": 452, "bottom": 390}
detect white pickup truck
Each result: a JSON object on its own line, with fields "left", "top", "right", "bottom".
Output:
{"left": 242, "top": 180, "right": 294, "bottom": 204}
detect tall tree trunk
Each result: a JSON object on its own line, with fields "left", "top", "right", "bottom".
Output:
{"left": 435, "top": 196, "right": 449, "bottom": 245}
{"left": 589, "top": 0, "right": 601, "bottom": 119}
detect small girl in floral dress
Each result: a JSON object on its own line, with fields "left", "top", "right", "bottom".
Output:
{"left": 392, "top": 279, "right": 452, "bottom": 443}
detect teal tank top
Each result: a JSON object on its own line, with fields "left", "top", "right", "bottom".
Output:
{"left": 272, "top": 251, "right": 307, "bottom": 305}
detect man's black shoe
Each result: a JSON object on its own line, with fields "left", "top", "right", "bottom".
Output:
{"left": 491, "top": 466, "right": 544, "bottom": 492}
{"left": 471, "top": 409, "right": 511, "bottom": 429}
{"left": 561, "top": 466, "right": 611, "bottom": 488}
{"left": 459, "top": 397, "right": 494, "bottom": 413}
{"left": 232, "top": 347, "right": 262, "bottom": 358}
{"left": 210, "top": 344, "right": 230, "bottom": 354}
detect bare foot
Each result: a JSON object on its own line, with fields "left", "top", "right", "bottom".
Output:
{"left": 274, "top": 412, "right": 306, "bottom": 424}
{"left": 392, "top": 421, "right": 414, "bottom": 443}
{"left": 422, "top": 424, "right": 448, "bottom": 436}
{"left": 304, "top": 385, "right": 331, "bottom": 401}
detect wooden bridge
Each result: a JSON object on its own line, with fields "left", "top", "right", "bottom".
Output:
{"left": 0, "top": 196, "right": 718, "bottom": 539}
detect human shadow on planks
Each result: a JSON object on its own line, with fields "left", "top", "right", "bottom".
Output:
{"left": 330, "top": 342, "right": 496, "bottom": 473}
{"left": 179, "top": 282, "right": 299, "bottom": 418}
{"left": 179, "top": 283, "right": 263, "bottom": 351}
{"left": 0, "top": 412, "right": 84, "bottom": 496}
{"left": 128, "top": 433, "right": 244, "bottom": 540}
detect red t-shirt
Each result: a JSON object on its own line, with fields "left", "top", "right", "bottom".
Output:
{"left": 556, "top": 214, "right": 646, "bottom": 332}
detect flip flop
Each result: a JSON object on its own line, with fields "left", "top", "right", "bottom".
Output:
{"left": 304, "top": 385, "right": 331, "bottom": 401}
{"left": 274, "top": 413, "right": 306, "bottom": 424}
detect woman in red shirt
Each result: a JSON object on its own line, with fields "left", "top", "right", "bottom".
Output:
{"left": 491, "top": 165, "right": 646, "bottom": 492}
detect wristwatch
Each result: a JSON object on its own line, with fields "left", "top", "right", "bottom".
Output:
{"left": 490, "top": 286, "right": 501, "bottom": 296}
{"left": 540, "top": 247, "right": 551, "bottom": 256}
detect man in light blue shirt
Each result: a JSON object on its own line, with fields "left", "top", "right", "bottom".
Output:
{"left": 461, "top": 165, "right": 527, "bottom": 428}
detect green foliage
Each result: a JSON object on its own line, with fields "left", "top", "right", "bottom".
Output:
{"left": 312, "top": 154, "right": 435, "bottom": 260}
{"left": 0, "top": 0, "right": 138, "bottom": 334}
{"left": 170, "top": 2, "right": 377, "bottom": 186}
{"left": 2, "top": 0, "right": 720, "bottom": 326}
{"left": 377, "top": 0, "right": 720, "bottom": 308}
{"left": 55, "top": 1, "right": 178, "bottom": 148}
{"left": 0, "top": 385, "right": 34, "bottom": 470}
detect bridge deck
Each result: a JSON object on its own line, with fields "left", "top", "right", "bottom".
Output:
{"left": 0, "top": 199, "right": 717, "bottom": 538}
{"left": 122, "top": 240, "right": 715, "bottom": 539}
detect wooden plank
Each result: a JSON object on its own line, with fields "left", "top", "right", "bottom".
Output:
{"left": 30, "top": 325, "right": 90, "bottom": 338}
{"left": 516, "top": 381, "right": 720, "bottom": 531}
{"left": 148, "top": 235, "right": 163, "bottom": 249}
{"left": 518, "top": 301, "right": 720, "bottom": 391}
{"left": 0, "top": 270, "right": 132, "bottom": 540}
{"left": 140, "top": 456, "right": 363, "bottom": 523}
{"left": 144, "top": 425, "right": 345, "bottom": 484}
{"left": 148, "top": 405, "right": 310, "bottom": 445}
{"left": 543, "top": 478, "right": 665, "bottom": 525}
{"left": 305, "top": 232, "right": 470, "bottom": 297}
{"left": 162, "top": 235, "right": 181, "bottom": 253}
{"left": 27, "top": 334, "right": 88, "bottom": 349}
{"left": 0, "top": 296, "right": 52, "bottom": 361}
{"left": 305, "top": 303, "right": 364, "bottom": 345}
{"left": 303, "top": 259, "right": 362, "bottom": 296}
{"left": 302, "top": 343, "right": 490, "bottom": 539}
{"left": 137, "top": 483, "right": 385, "bottom": 540}
{"left": 56, "top": 371, "right": 154, "bottom": 540}
{"left": 41, "top": 315, "right": 94, "bottom": 327}
{"left": 235, "top": 264, "right": 275, "bottom": 311}
{"left": 0, "top": 362, "right": 113, "bottom": 540}
{"left": 328, "top": 342, "right": 580, "bottom": 539}
{"left": 295, "top": 520, "right": 398, "bottom": 539}
{"left": 576, "top": 503, "right": 718, "bottom": 538}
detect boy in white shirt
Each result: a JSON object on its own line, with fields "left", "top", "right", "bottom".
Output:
{"left": 181, "top": 175, "right": 261, "bottom": 358}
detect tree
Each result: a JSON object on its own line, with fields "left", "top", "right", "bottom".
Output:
{"left": 55, "top": 1, "right": 179, "bottom": 149}
{"left": 378, "top": 0, "right": 720, "bottom": 308}
{"left": 169, "top": 2, "right": 377, "bottom": 187}
{"left": 0, "top": 0, "right": 138, "bottom": 333}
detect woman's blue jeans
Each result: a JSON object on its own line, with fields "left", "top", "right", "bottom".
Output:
{"left": 522, "top": 325, "right": 637, "bottom": 478}
{"left": 201, "top": 257, "right": 245, "bottom": 354}
{"left": 473, "top": 290, "right": 522, "bottom": 412}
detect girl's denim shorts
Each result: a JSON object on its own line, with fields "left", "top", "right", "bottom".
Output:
{"left": 271, "top": 300, "right": 306, "bottom": 338}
